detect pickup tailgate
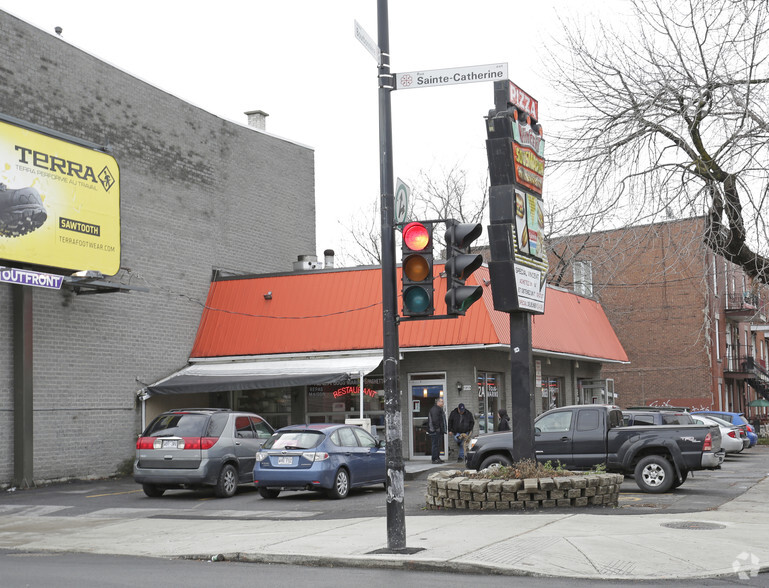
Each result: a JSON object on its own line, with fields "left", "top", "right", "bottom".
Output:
{"left": 608, "top": 423, "right": 722, "bottom": 472}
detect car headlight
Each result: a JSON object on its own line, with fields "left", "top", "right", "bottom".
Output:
{"left": 468, "top": 437, "right": 478, "bottom": 450}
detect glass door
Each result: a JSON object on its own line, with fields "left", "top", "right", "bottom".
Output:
{"left": 408, "top": 374, "right": 446, "bottom": 460}
{"left": 477, "top": 372, "right": 499, "bottom": 433}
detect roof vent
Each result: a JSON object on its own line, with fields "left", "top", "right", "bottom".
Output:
{"left": 293, "top": 254, "right": 321, "bottom": 272}
{"left": 324, "top": 249, "right": 335, "bottom": 269}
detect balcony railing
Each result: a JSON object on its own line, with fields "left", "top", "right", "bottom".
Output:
{"left": 725, "top": 344, "right": 754, "bottom": 372}
{"left": 725, "top": 292, "right": 760, "bottom": 315}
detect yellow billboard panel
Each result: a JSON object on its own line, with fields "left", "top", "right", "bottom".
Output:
{"left": 0, "top": 120, "right": 120, "bottom": 275}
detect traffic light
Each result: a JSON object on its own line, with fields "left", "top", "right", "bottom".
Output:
{"left": 401, "top": 221, "right": 434, "bottom": 317}
{"left": 445, "top": 222, "right": 483, "bottom": 315}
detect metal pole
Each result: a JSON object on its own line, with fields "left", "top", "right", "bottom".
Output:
{"left": 510, "top": 311, "right": 536, "bottom": 460}
{"left": 13, "top": 285, "right": 34, "bottom": 488}
{"left": 377, "top": 0, "right": 406, "bottom": 550}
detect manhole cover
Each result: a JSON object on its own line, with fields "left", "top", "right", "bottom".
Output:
{"left": 661, "top": 521, "right": 726, "bottom": 530}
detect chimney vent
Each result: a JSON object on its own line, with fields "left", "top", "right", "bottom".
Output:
{"left": 244, "top": 110, "right": 269, "bottom": 131}
{"left": 324, "top": 249, "right": 335, "bottom": 269}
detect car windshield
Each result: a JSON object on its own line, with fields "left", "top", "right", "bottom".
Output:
{"left": 707, "top": 415, "right": 734, "bottom": 428}
{"left": 263, "top": 430, "right": 324, "bottom": 450}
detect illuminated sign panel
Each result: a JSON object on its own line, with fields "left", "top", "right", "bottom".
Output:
{"left": 0, "top": 120, "right": 120, "bottom": 275}
{"left": 486, "top": 80, "right": 548, "bottom": 314}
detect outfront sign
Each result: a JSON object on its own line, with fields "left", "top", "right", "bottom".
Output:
{"left": 395, "top": 63, "right": 508, "bottom": 90}
{"left": 0, "top": 266, "right": 63, "bottom": 289}
{"left": 0, "top": 120, "right": 121, "bottom": 275}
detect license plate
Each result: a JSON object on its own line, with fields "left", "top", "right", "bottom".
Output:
{"left": 277, "top": 456, "right": 293, "bottom": 465}
{"left": 161, "top": 439, "right": 178, "bottom": 449}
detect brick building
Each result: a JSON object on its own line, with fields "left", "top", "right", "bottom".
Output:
{"left": 0, "top": 11, "right": 315, "bottom": 487}
{"left": 548, "top": 217, "right": 769, "bottom": 415}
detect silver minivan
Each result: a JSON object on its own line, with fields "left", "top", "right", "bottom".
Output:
{"left": 134, "top": 408, "right": 274, "bottom": 498}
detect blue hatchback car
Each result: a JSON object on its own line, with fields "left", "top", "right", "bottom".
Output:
{"left": 253, "top": 423, "right": 386, "bottom": 499}
{"left": 692, "top": 411, "right": 758, "bottom": 447}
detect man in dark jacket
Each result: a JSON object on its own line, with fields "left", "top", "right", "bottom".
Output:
{"left": 427, "top": 398, "right": 447, "bottom": 463}
{"left": 448, "top": 403, "right": 475, "bottom": 462}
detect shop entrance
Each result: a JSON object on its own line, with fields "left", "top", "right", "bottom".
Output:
{"left": 408, "top": 373, "right": 446, "bottom": 460}
{"left": 477, "top": 372, "right": 500, "bottom": 433}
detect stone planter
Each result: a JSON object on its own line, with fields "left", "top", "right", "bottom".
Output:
{"left": 424, "top": 469, "right": 623, "bottom": 510}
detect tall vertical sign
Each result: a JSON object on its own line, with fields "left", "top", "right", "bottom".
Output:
{"left": 484, "top": 80, "right": 548, "bottom": 461}
{"left": 486, "top": 80, "right": 548, "bottom": 313}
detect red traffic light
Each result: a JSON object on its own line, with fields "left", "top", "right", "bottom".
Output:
{"left": 403, "top": 222, "right": 430, "bottom": 251}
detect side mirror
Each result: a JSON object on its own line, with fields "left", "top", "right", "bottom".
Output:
{"left": 534, "top": 427, "right": 541, "bottom": 436}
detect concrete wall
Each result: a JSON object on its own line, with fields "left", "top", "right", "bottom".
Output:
{"left": 0, "top": 11, "right": 315, "bottom": 486}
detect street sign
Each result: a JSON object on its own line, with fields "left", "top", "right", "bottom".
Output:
{"left": 354, "top": 20, "right": 381, "bottom": 65}
{"left": 395, "top": 63, "right": 508, "bottom": 91}
{"left": 0, "top": 266, "right": 63, "bottom": 289}
{"left": 395, "top": 177, "right": 409, "bottom": 224}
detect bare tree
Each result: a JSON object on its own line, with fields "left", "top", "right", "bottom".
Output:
{"left": 411, "top": 163, "right": 489, "bottom": 256}
{"left": 338, "top": 164, "right": 488, "bottom": 266}
{"left": 546, "top": 0, "right": 769, "bottom": 284}
{"left": 338, "top": 200, "right": 383, "bottom": 266}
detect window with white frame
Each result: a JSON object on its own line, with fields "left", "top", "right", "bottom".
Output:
{"left": 573, "top": 260, "right": 593, "bottom": 297}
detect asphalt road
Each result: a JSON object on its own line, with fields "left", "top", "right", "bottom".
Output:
{"left": 2, "top": 445, "right": 767, "bottom": 521}
{"left": 3, "top": 550, "right": 767, "bottom": 588}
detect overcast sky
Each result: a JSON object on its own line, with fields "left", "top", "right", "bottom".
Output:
{"left": 2, "top": 0, "right": 627, "bottom": 265}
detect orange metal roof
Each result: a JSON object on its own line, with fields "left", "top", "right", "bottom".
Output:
{"left": 190, "top": 265, "right": 628, "bottom": 363}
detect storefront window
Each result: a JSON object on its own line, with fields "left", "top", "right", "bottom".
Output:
{"left": 541, "top": 376, "right": 562, "bottom": 412}
{"left": 233, "top": 387, "right": 293, "bottom": 429}
{"left": 307, "top": 376, "right": 385, "bottom": 437}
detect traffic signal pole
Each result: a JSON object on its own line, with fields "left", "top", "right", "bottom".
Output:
{"left": 377, "top": 0, "right": 407, "bottom": 551}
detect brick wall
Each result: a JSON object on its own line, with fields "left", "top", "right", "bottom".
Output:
{"left": 549, "top": 219, "right": 713, "bottom": 408}
{"left": 0, "top": 11, "right": 315, "bottom": 485}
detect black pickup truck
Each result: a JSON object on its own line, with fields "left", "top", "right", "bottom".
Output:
{"left": 465, "top": 405, "right": 725, "bottom": 493}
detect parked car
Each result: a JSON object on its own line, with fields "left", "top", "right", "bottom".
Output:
{"left": 253, "top": 423, "right": 386, "bottom": 499}
{"left": 134, "top": 408, "right": 274, "bottom": 498}
{"left": 692, "top": 411, "right": 758, "bottom": 447}
{"left": 465, "top": 404, "right": 725, "bottom": 493}
{"left": 622, "top": 410, "right": 694, "bottom": 426}
{"left": 705, "top": 414, "right": 751, "bottom": 450}
{"left": 690, "top": 414, "right": 744, "bottom": 454}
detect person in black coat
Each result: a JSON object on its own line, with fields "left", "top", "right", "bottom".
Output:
{"left": 448, "top": 403, "right": 475, "bottom": 462}
{"left": 427, "top": 398, "right": 447, "bottom": 463}
{"left": 497, "top": 408, "right": 511, "bottom": 431}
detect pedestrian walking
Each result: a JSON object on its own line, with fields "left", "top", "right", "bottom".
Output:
{"left": 497, "top": 408, "right": 511, "bottom": 431}
{"left": 427, "top": 398, "right": 447, "bottom": 463}
{"left": 448, "top": 403, "right": 475, "bottom": 462}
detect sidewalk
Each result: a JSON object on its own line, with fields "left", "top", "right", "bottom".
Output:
{"left": 0, "top": 462, "right": 767, "bottom": 580}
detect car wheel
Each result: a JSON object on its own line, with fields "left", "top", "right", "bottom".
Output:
{"left": 326, "top": 468, "right": 350, "bottom": 499}
{"left": 142, "top": 484, "right": 165, "bottom": 498}
{"left": 480, "top": 454, "right": 512, "bottom": 470}
{"left": 258, "top": 488, "right": 281, "bottom": 499}
{"left": 214, "top": 464, "right": 238, "bottom": 498}
{"left": 634, "top": 455, "right": 674, "bottom": 493}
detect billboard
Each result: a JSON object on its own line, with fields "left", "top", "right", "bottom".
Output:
{"left": 0, "top": 120, "right": 120, "bottom": 275}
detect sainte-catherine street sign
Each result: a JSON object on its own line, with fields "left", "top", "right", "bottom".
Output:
{"left": 394, "top": 63, "right": 508, "bottom": 90}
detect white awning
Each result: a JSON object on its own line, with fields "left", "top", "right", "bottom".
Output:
{"left": 145, "top": 353, "right": 383, "bottom": 396}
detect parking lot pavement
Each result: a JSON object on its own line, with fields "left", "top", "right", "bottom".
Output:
{"left": 0, "top": 447, "right": 767, "bottom": 580}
